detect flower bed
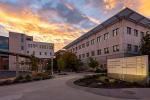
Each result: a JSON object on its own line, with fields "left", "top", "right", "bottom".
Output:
{"left": 74, "top": 74, "right": 149, "bottom": 88}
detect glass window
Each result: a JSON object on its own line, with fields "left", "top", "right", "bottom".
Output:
{"left": 127, "top": 27, "right": 132, "bottom": 35}
{"left": 113, "top": 45, "right": 119, "bottom": 52}
{"left": 127, "top": 44, "right": 132, "bottom": 51}
{"left": 0, "top": 36, "right": 9, "bottom": 50}
{"left": 86, "top": 52, "right": 89, "bottom": 57}
{"left": 45, "top": 52, "right": 47, "bottom": 55}
{"left": 134, "top": 29, "right": 138, "bottom": 37}
{"left": 21, "top": 46, "right": 24, "bottom": 50}
{"left": 72, "top": 48, "right": 75, "bottom": 52}
{"left": 113, "top": 28, "right": 119, "bottom": 36}
{"left": 104, "top": 48, "right": 109, "bottom": 54}
{"left": 104, "top": 33, "right": 109, "bottom": 40}
{"left": 91, "top": 51, "right": 95, "bottom": 56}
{"left": 76, "top": 47, "right": 78, "bottom": 51}
{"left": 97, "top": 36, "right": 102, "bottom": 42}
{"left": 141, "top": 32, "right": 144, "bottom": 37}
{"left": 86, "top": 41, "right": 89, "bottom": 47}
{"left": 134, "top": 45, "right": 138, "bottom": 52}
{"left": 82, "top": 54, "right": 85, "bottom": 58}
{"left": 82, "top": 43, "right": 85, "bottom": 48}
{"left": 79, "top": 45, "right": 81, "bottom": 49}
{"left": 33, "top": 51, "right": 35, "bottom": 55}
{"left": 97, "top": 49, "right": 101, "bottom": 55}
{"left": 91, "top": 39, "right": 95, "bottom": 45}
{"left": 79, "top": 55, "right": 81, "bottom": 59}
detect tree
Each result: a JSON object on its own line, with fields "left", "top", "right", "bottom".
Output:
{"left": 46, "top": 59, "right": 52, "bottom": 71}
{"left": 140, "top": 34, "right": 150, "bottom": 56}
{"left": 63, "top": 52, "right": 82, "bottom": 71}
{"left": 56, "top": 51, "right": 83, "bottom": 72}
{"left": 88, "top": 57, "right": 99, "bottom": 70}
{"left": 30, "top": 55, "right": 38, "bottom": 71}
{"left": 57, "top": 57, "right": 65, "bottom": 72}
{"left": 74, "top": 59, "right": 84, "bottom": 71}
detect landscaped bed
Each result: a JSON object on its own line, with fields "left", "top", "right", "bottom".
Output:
{"left": 74, "top": 74, "right": 149, "bottom": 88}
{"left": 0, "top": 72, "right": 54, "bottom": 86}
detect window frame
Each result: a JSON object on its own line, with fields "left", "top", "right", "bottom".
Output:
{"left": 127, "top": 27, "right": 132, "bottom": 35}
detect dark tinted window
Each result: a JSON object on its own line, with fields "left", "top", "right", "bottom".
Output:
{"left": 127, "top": 27, "right": 132, "bottom": 35}
{"left": 0, "top": 36, "right": 9, "bottom": 50}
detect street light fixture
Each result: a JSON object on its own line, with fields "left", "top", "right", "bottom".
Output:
{"left": 51, "top": 55, "right": 55, "bottom": 76}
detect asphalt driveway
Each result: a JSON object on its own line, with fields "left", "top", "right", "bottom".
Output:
{"left": 0, "top": 73, "right": 148, "bottom": 100}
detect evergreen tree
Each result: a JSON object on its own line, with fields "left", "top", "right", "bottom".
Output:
{"left": 140, "top": 34, "right": 150, "bottom": 56}
{"left": 30, "top": 55, "right": 38, "bottom": 71}
{"left": 88, "top": 57, "right": 99, "bottom": 70}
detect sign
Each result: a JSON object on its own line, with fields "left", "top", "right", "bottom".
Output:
{"left": 107, "top": 55, "right": 149, "bottom": 84}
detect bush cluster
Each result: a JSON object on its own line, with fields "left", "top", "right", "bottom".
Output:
{"left": 0, "top": 73, "right": 54, "bottom": 86}
{"left": 74, "top": 74, "right": 145, "bottom": 88}
{"left": 95, "top": 68, "right": 107, "bottom": 73}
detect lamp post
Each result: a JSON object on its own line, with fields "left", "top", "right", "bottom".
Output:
{"left": 51, "top": 56, "right": 55, "bottom": 76}
{"left": 16, "top": 55, "right": 19, "bottom": 77}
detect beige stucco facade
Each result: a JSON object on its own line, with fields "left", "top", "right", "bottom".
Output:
{"left": 64, "top": 8, "right": 150, "bottom": 68}
{"left": 9, "top": 32, "right": 54, "bottom": 71}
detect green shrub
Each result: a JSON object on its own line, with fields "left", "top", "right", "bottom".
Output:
{"left": 95, "top": 68, "right": 107, "bottom": 73}
{"left": 33, "top": 72, "right": 52, "bottom": 81}
{"left": 48, "top": 75, "right": 54, "bottom": 79}
{"left": 95, "top": 68, "right": 101, "bottom": 73}
{"left": 36, "top": 73, "right": 51, "bottom": 80}
{"left": 33, "top": 76, "right": 42, "bottom": 81}
{"left": 25, "top": 75, "right": 32, "bottom": 81}
{"left": 105, "top": 78, "right": 109, "bottom": 83}
{"left": 14, "top": 75, "right": 24, "bottom": 83}
{"left": 0, "top": 81, "right": 4, "bottom": 85}
{"left": 109, "top": 79, "right": 116, "bottom": 83}
{"left": 2, "top": 80, "right": 13, "bottom": 85}
{"left": 43, "top": 75, "right": 54, "bottom": 80}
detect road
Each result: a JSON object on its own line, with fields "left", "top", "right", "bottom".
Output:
{"left": 0, "top": 74, "right": 147, "bottom": 100}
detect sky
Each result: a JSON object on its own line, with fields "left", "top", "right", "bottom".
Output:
{"left": 0, "top": 0, "right": 150, "bottom": 51}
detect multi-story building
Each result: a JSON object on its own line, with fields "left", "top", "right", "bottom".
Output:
{"left": 0, "top": 36, "right": 9, "bottom": 70}
{"left": 9, "top": 32, "right": 54, "bottom": 71}
{"left": 64, "top": 8, "right": 150, "bottom": 68}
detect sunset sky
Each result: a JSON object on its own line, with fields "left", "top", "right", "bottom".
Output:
{"left": 0, "top": 0, "right": 150, "bottom": 51}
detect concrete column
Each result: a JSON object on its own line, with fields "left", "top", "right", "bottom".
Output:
{"left": 51, "top": 58, "right": 53, "bottom": 75}
{"left": 0, "top": 56, "right": 2, "bottom": 70}
{"left": 16, "top": 55, "right": 19, "bottom": 77}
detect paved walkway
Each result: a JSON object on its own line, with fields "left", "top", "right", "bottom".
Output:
{"left": 0, "top": 73, "right": 149, "bottom": 100}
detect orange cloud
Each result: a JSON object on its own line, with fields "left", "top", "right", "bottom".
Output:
{"left": 138, "top": 0, "right": 150, "bottom": 17}
{"left": 103, "top": 0, "right": 117, "bottom": 10}
{"left": 0, "top": 3, "right": 86, "bottom": 51}
{"left": 103, "top": 0, "right": 150, "bottom": 18}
